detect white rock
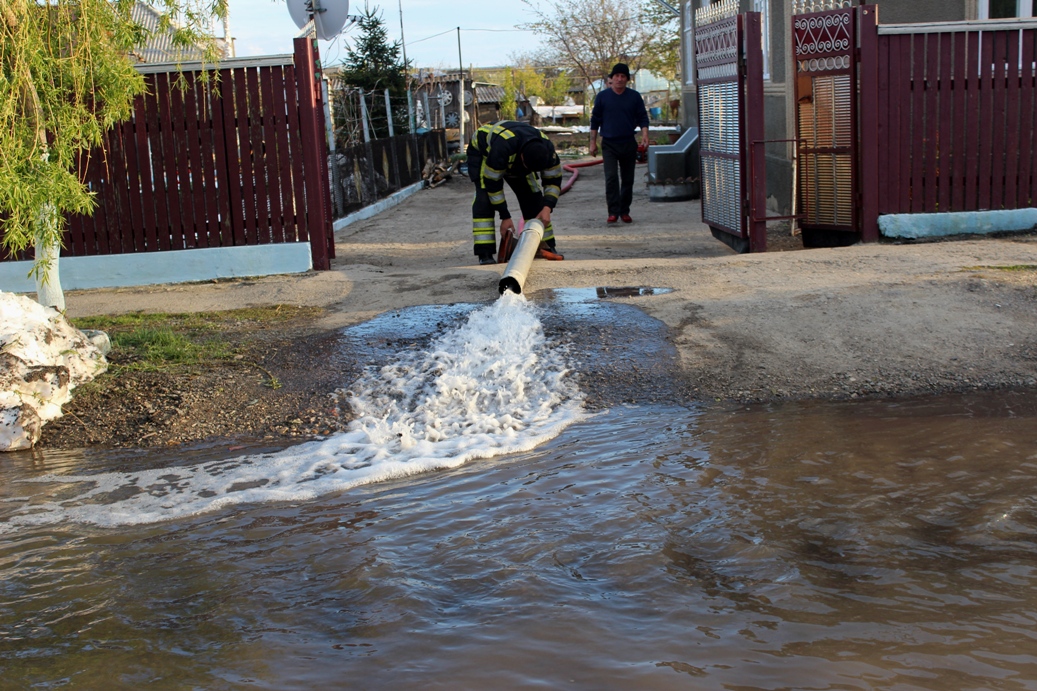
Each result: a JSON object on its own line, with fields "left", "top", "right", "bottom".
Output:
{"left": 1, "top": 291, "right": 108, "bottom": 451}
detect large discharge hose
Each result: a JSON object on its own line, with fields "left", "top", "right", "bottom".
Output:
{"left": 498, "top": 219, "right": 545, "bottom": 295}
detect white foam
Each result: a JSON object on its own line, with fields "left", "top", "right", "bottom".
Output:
{"left": 2, "top": 293, "right": 585, "bottom": 531}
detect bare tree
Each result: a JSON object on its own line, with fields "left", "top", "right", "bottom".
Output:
{"left": 520, "top": 0, "right": 656, "bottom": 88}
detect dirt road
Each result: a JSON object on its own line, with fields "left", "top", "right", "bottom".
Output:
{"left": 65, "top": 160, "right": 1037, "bottom": 404}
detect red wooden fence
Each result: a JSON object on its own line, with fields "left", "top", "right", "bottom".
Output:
{"left": 863, "top": 19, "right": 1037, "bottom": 218}
{"left": 6, "top": 38, "right": 334, "bottom": 270}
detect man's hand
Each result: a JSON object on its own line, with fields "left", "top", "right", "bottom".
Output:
{"left": 589, "top": 136, "right": 598, "bottom": 157}
{"left": 500, "top": 218, "right": 516, "bottom": 238}
{"left": 640, "top": 128, "right": 650, "bottom": 149}
{"left": 536, "top": 206, "right": 552, "bottom": 227}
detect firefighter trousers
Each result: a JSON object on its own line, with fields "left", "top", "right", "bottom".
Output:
{"left": 472, "top": 176, "right": 556, "bottom": 259}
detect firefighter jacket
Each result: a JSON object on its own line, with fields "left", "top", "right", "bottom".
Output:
{"left": 466, "top": 121, "right": 563, "bottom": 220}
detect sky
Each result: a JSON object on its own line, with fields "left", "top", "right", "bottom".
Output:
{"left": 224, "top": 0, "right": 546, "bottom": 69}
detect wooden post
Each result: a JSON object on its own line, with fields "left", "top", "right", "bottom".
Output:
{"left": 293, "top": 37, "right": 332, "bottom": 270}
{"left": 744, "top": 12, "right": 767, "bottom": 253}
{"left": 858, "top": 4, "right": 880, "bottom": 242}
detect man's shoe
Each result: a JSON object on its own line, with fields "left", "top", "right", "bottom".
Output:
{"left": 479, "top": 256, "right": 496, "bottom": 265}
{"left": 621, "top": 214, "right": 632, "bottom": 223}
{"left": 607, "top": 215, "right": 618, "bottom": 223}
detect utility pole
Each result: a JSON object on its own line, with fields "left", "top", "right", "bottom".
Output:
{"left": 399, "top": 0, "right": 415, "bottom": 131}
{"left": 457, "top": 27, "right": 464, "bottom": 146}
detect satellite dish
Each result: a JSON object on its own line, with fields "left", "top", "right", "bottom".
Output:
{"left": 287, "top": 0, "right": 351, "bottom": 41}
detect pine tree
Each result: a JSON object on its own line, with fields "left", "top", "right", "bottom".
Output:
{"left": 338, "top": 4, "right": 409, "bottom": 139}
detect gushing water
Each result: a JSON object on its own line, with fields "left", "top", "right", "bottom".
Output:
{"left": 1, "top": 292, "right": 584, "bottom": 532}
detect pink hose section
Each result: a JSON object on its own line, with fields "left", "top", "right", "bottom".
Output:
{"left": 561, "top": 148, "right": 648, "bottom": 195}
{"left": 560, "top": 158, "right": 603, "bottom": 195}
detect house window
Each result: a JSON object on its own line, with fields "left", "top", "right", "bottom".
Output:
{"left": 979, "top": 0, "right": 1036, "bottom": 18}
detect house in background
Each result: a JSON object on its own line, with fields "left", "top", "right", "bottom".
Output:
{"left": 679, "top": 0, "right": 1037, "bottom": 214}
{"left": 130, "top": 1, "right": 232, "bottom": 62}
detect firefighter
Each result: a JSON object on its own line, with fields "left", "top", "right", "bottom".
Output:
{"left": 467, "top": 121, "right": 563, "bottom": 265}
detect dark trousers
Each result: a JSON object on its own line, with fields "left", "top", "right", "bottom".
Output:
{"left": 471, "top": 178, "right": 555, "bottom": 257}
{"left": 602, "top": 137, "right": 637, "bottom": 216}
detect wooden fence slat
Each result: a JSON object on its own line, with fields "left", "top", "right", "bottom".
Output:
{"left": 1021, "top": 30, "right": 1037, "bottom": 207}
{"left": 897, "top": 35, "right": 913, "bottom": 213}
{"left": 259, "top": 66, "right": 286, "bottom": 243}
{"left": 183, "top": 72, "right": 210, "bottom": 248}
{"left": 271, "top": 66, "right": 297, "bottom": 241}
{"left": 936, "top": 32, "right": 954, "bottom": 213}
{"left": 990, "top": 32, "right": 1009, "bottom": 209}
{"left": 169, "top": 74, "right": 197, "bottom": 248}
{"left": 193, "top": 72, "right": 221, "bottom": 248}
{"left": 951, "top": 31, "right": 968, "bottom": 211}
{"left": 211, "top": 69, "right": 237, "bottom": 247}
{"left": 246, "top": 66, "right": 270, "bottom": 244}
{"left": 964, "top": 32, "right": 982, "bottom": 210}
{"left": 910, "top": 33, "right": 927, "bottom": 213}
{"left": 90, "top": 148, "right": 111, "bottom": 255}
{"left": 120, "top": 116, "right": 147, "bottom": 252}
{"left": 108, "top": 124, "right": 135, "bottom": 254}
{"left": 878, "top": 35, "right": 894, "bottom": 214}
{"left": 234, "top": 67, "right": 259, "bottom": 245}
{"left": 923, "top": 33, "right": 940, "bottom": 212}
{"left": 1003, "top": 31, "right": 1021, "bottom": 208}
{"left": 884, "top": 36, "right": 899, "bottom": 213}
{"left": 221, "top": 68, "right": 247, "bottom": 247}
{"left": 134, "top": 92, "right": 160, "bottom": 252}
{"left": 283, "top": 64, "right": 309, "bottom": 242}
{"left": 153, "top": 73, "right": 180, "bottom": 250}
{"left": 977, "top": 31, "right": 996, "bottom": 210}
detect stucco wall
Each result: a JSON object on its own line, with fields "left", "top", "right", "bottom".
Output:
{"left": 873, "top": 0, "right": 968, "bottom": 24}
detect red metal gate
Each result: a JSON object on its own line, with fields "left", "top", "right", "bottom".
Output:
{"left": 792, "top": 1, "right": 863, "bottom": 246}
{"left": 59, "top": 37, "right": 334, "bottom": 270}
{"left": 695, "top": 1, "right": 766, "bottom": 253}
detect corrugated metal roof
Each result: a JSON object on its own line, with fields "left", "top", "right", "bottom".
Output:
{"left": 475, "top": 84, "right": 505, "bottom": 104}
{"left": 130, "top": 2, "right": 229, "bottom": 63}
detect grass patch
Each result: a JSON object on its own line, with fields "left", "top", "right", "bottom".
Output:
{"left": 70, "top": 304, "right": 323, "bottom": 377}
{"left": 109, "top": 327, "right": 234, "bottom": 368}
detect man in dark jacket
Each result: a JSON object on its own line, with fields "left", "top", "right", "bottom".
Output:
{"left": 589, "top": 63, "right": 650, "bottom": 224}
{"left": 467, "top": 121, "right": 563, "bottom": 265}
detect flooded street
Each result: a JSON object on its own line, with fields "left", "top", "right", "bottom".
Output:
{"left": 2, "top": 297, "right": 1036, "bottom": 689}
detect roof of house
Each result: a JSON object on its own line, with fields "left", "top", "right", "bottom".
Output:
{"left": 475, "top": 84, "right": 506, "bottom": 104}
{"left": 130, "top": 2, "right": 229, "bottom": 63}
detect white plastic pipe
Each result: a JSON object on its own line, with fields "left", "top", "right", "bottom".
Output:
{"left": 498, "top": 219, "right": 544, "bottom": 295}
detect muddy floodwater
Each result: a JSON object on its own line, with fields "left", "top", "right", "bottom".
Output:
{"left": 2, "top": 295, "right": 1036, "bottom": 689}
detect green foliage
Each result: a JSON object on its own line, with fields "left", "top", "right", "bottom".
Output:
{"left": 0, "top": 0, "right": 226, "bottom": 265}
{"left": 337, "top": 3, "right": 409, "bottom": 139}
{"left": 499, "top": 60, "right": 573, "bottom": 118}
{"left": 640, "top": 1, "right": 679, "bottom": 83}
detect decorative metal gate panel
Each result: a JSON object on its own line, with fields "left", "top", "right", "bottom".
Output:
{"left": 696, "top": 1, "right": 766, "bottom": 252}
{"left": 793, "top": 1, "right": 859, "bottom": 238}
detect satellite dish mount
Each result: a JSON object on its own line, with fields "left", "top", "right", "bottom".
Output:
{"left": 286, "top": 0, "right": 351, "bottom": 41}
